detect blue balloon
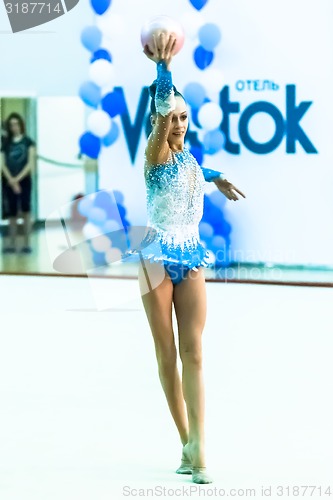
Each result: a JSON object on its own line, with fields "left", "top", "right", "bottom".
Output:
{"left": 79, "top": 132, "right": 101, "bottom": 159}
{"left": 198, "top": 23, "right": 222, "bottom": 51}
{"left": 78, "top": 196, "right": 94, "bottom": 217}
{"left": 203, "top": 130, "right": 225, "bottom": 154}
{"left": 194, "top": 45, "right": 214, "bottom": 70}
{"left": 209, "top": 190, "right": 227, "bottom": 208}
{"left": 81, "top": 26, "right": 102, "bottom": 52}
{"left": 101, "top": 89, "right": 126, "bottom": 117}
{"left": 190, "top": 145, "right": 204, "bottom": 165}
{"left": 190, "top": 107, "right": 201, "bottom": 128}
{"left": 199, "top": 221, "right": 214, "bottom": 239}
{"left": 90, "top": 0, "right": 111, "bottom": 15}
{"left": 91, "top": 249, "right": 108, "bottom": 266}
{"left": 102, "top": 121, "right": 119, "bottom": 146}
{"left": 79, "top": 81, "right": 101, "bottom": 108}
{"left": 189, "top": 0, "right": 208, "bottom": 10}
{"left": 103, "top": 219, "right": 122, "bottom": 234}
{"left": 88, "top": 207, "right": 107, "bottom": 225}
{"left": 94, "top": 190, "right": 113, "bottom": 210}
{"left": 90, "top": 48, "right": 112, "bottom": 63}
{"left": 113, "top": 190, "right": 124, "bottom": 204}
{"left": 183, "top": 82, "right": 206, "bottom": 108}
{"left": 118, "top": 205, "right": 127, "bottom": 219}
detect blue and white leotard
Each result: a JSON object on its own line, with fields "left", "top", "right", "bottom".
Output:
{"left": 142, "top": 148, "right": 223, "bottom": 272}
{"left": 139, "top": 61, "right": 224, "bottom": 274}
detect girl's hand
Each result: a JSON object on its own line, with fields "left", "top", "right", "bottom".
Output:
{"left": 143, "top": 31, "right": 177, "bottom": 70}
{"left": 10, "top": 180, "right": 22, "bottom": 194}
{"left": 214, "top": 177, "right": 246, "bottom": 201}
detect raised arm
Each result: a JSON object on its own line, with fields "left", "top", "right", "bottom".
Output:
{"left": 143, "top": 33, "right": 177, "bottom": 165}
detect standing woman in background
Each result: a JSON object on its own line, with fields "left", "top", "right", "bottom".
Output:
{"left": 1, "top": 112, "right": 36, "bottom": 253}
{"left": 138, "top": 32, "right": 245, "bottom": 484}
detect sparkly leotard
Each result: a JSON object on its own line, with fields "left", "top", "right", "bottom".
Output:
{"left": 139, "top": 61, "right": 224, "bottom": 283}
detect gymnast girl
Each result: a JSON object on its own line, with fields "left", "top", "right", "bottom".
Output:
{"left": 137, "top": 31, "right": 246, "bottom": 484}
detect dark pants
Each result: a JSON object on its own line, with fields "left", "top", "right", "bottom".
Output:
{"left": 1, "top": 175, "right": 32, "bottom": 217}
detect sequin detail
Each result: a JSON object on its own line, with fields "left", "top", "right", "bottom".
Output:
{"left": 154, "top": 61, "right": 176, "bottom": 117}
{"left": 142, "top": 147, "right": 212, "bottom": 270}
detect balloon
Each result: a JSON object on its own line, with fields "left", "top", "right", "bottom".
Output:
{"left": 90, "top": 48, "right": 112, "bottom": 64}
{"left": 105, "top": 247, "right": 122, "bottom": 264}
{"left": 79, "top": 132, "right": 101, "bottom": 159}
{"left": 198, "top": 102, "right": 223, "bottom": 130}
{"left": 103, "top": 219, "right": 122, "bottom": 234}
{"left": 89, "top": 59, "right": 114, "bottom": 87}
{"left": 90, "top": 0, "right": 111, "bottom": 16}
{"left": 101, "top": 89, "right": 126, "bottom": 117}
{"left": 190, "top": 145, "right": 204, "bottom": 165}
{"left": 194, "top": 45, "right": 214, "bottom": 70}
{"left": 87, "top": 110, "right": 112, "bottom": 138}
{"left": 209, "top": 190, "right": 227, "bottom": 208}
{"left": 83, "top": 222, "right": 103, "bottom": 240}
{"left": 203, "top": 130, "right": 225, "bottom": 154}
{"left": 189, "top": 0, "right": 208, "bottom": 11}
{"left": 102, "top": 121, "right": 119, "bottom": 146}
{"left": 183, "top": 82, "right": 206, "bottom": 109}
{"left": 141, "top": 16, "right": 185, "bottom": 55}
{"left": 180, "top": 11, "right": 205, "bottom": 39}
{"left": 94, "top": 190, "right": 113, "bottom": 209}
{"left": 199, "top": 221, "right": 214, "bottom": 239}
{"left": 198, "top": 23, "right": 222, "bottom": 51}
{"left": 113, "top": 190, "right": 125, "bottom": 204}
{"left": 78, "top": 81, "right": 101, "bottom": 108}
{"left": 88, "top": 207, "right": 107, "bottom": 225}
{"left": 91, "top": 234, "right": 112, "bottom": 252}
{"left": 81, "top": 26, "right": 102, "bottom": 52}
{"left": 78, "top": 196, "right": 94, "bottom": 217}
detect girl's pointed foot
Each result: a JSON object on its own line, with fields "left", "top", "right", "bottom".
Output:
{"left": 192, "top": 466, "right": 213, "bottom": 484}
{"left": 175, "top": 443, "right": 192, "bottom": 474}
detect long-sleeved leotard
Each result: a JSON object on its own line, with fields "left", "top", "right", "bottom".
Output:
{"left": 140, "top": 63, "right": 224, "bottom": 271}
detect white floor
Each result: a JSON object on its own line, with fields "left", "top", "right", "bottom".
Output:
{"left": 0, "top": 275, "right": 332, "bottom": 500}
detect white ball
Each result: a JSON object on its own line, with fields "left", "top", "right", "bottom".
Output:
{"left": 198, "top": 102, "right": 223, "bottom": 130}
{"left": 89, "top": 59, "right": 114, "bottom": 87}
{"left": 91, "top": 234, "right": 112, "bottom": 252}
{"left": 87, "top": 110, "right": 112, "bottom": 138}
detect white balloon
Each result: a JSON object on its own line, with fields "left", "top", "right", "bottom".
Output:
{"left": 87, "top": 110, "right": 112, "bottom": 138}
{"left": 82, "top": 222, "right": 103, "bottom": 240}
{"left": 181, "top": 11, "right": 205, "bottom": 39}
{"left": 89, "top": 59, "right": 114, "bottom": 87}
{"left": 91, "top": 234, "right": 112, "bottom": 252}
{"left": 105, "top": 247, "right": 123, "bottom": 264}
{"left": 198, "top": 102, "right": 223, "bottom": 130}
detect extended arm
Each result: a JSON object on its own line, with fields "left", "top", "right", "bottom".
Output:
{"left": 200, "top": 165, "right": 224, "bottom": 183}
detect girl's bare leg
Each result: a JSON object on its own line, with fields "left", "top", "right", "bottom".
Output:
{"left": 173, "top": 267, "right": 207, "bottom": 467}
{"left": 138, "top": 259, "right": 189, "bottom": 446}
